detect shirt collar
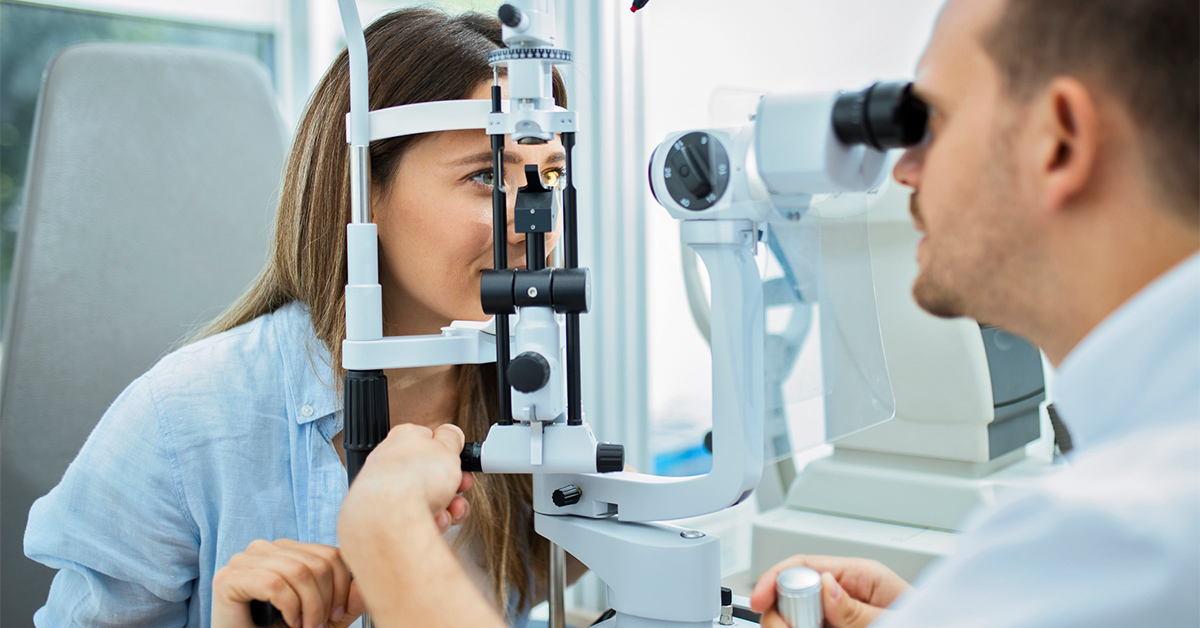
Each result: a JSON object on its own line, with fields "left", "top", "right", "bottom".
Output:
{"left": 1055, "top": 252, "right": 1200, "bottom": 451}
{"left": 273, "top": 301, "right": 341, "bottom": 426}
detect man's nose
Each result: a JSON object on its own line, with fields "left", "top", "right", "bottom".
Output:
{"left": 892, "top": 148, "right": 922, "bottom": 189}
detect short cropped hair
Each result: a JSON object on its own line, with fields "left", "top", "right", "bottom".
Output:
{"left": 983, "top": 0, "right": 1199, "bottom": 223}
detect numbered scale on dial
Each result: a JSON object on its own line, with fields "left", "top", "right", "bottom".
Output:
{"left": 661, "top": 131, "right": 730, "bottom": 211}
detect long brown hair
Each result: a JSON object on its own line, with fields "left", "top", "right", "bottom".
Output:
{"left": 192, "top": 7, "right": 565, "bottom": 615}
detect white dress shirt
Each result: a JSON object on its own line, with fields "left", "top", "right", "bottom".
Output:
{"left": 877, "top": 253, "right": 1200, "bottom": 628}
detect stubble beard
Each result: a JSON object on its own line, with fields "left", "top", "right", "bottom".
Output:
{"left": 910, "top": 194, "right": 969, "bottom": 319}
{"left": 909, "top": 126, "right": 1025, "bottom": 324}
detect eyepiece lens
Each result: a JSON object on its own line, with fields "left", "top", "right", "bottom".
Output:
{"left": 832, "top": 81, "right": 928, "bottom": 151}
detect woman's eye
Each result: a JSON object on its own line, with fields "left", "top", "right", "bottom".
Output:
{"left": 542, "top": 168, "right": 564, "bottom": 189}
{"left": 471, "top": 170, "right": 497, "bottom": 188}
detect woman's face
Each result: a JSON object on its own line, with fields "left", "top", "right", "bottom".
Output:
{"left": 373, "top": 86, "right": 565, "bottom": 335}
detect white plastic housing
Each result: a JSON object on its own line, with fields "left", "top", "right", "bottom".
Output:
{"left": 648, "top": 127, "right": 772, "bottom": 222}
{"left": 755, "top": 92, "right": 888, "bottom": 195}
{"left": 533, "top": 220, "right": 765, "bottom": 522}
{"left": 478, "top": 423, "right": 602, "bottom": 474}
{"left": 500, "top": 0, "right": 555, "bottom": 47}
{"left": 536, "top": 513, "right": 722, "bottom": 627}
{"left": 345, "top": 223, "right": 381, "bottom": 341}
{"left": 511, "top": 307, "right": 565, "bottom": 423}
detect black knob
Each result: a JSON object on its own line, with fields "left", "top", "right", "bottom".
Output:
{"left": 250, "top": 600, "right": 283, "bottom": 626}
{"left": 596, "top": 443, "right": 624, "bottom": 473}
{"left": 678, "top": 144, "right": 713, "bottom": 198}
{"left": 550, "top": 268, "right": 590, "bottom": 314}
{"left": 721, "top": 587, "right": 733, "bottom": 606}
{"left": 508, "top": 352, "right": 551, "bottom": 393}
{"left": 461, "top": 442, "right": 483, "bottom": 472}
{"left": 552, "top": 485, "right": 583, "bottom": 507}
{"left": 498, "top": 4, "right": 522, "bottom": 28}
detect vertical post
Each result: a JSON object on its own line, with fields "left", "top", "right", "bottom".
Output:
{"left": 548, "top": 541, "right": 567, "bottom": 628}
{"left": 562, "top": 132, "right": 583, "bottom": 426}
{"left": 492, "top": 84, "right": 513, "bottom": 426}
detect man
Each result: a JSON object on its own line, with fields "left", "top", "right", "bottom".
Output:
{"left": 751, "top": 0, "right": 1199, "bottom": 626}
{"left": 241, "top": 0, "right": 1198, "bottom": 626}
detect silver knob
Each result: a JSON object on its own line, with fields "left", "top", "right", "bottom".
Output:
{"left": 776, "top": 567, "right": 822, "bottom": 628}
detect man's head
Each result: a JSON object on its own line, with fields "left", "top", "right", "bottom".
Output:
{"left": 893, "top": 0, "right": 1199, "bottom": 361}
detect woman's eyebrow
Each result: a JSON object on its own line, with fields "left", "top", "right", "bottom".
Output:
{"left": 448, "top": 151, "right": 566, "bottom": 168}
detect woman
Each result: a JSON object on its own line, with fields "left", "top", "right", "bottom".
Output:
{"left": 25, "top": 7, "right": 569, "bottom": 627}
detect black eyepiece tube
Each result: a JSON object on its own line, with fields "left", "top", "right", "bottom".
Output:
{"left": 498, "top": 4, "right": 522, "bottom": 28}
{"left": 832, "top": 81, "right": 929, "bottom": 151}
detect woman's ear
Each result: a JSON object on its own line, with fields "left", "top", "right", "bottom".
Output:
{"left": 1032, "top": 77, "right": 1100, "bottom": 213}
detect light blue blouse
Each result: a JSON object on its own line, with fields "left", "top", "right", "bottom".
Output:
{"left": 24, "top": 301, "right": 526, "bottom": 627}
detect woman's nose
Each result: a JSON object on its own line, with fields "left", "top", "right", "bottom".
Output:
{"left": 505, "top": 185, "right": 525, "bottom": 248}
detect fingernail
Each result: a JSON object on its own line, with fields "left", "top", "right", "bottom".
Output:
{"left": 331, "top": 606, "right": 345, "bottom": 621}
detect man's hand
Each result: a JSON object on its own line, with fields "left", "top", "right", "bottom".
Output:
{"left": 212, "top": 539, "right": 364, "bottom": 628}
{"left": 340, "top": 423, "right": 474, "bottom": 541}
{"left": 335, "top": 423, "right": 507, "bottom": 628}
{"left": 750, "top": 555, "right": 911, "bottom": 628}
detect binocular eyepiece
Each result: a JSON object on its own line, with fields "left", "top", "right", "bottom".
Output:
{"left": 832, "top": 81, "right": 929, "bottom": 151}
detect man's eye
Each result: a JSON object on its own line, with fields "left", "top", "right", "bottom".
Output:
{"left": 472, "top": 170, "right": 497, "bottom": 187}
{"left": 542, "top": 168, "right": 564, "bottom": 189}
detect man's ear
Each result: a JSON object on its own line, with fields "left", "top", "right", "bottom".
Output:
{"left": 1032, "top": 77, "right": 1100, "bottom": 212}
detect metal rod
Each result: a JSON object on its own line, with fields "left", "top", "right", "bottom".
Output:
{"left": 562, "top": 133, "right": 583, "bottom": 426}
{"left": 527, "top": 234, "right": 546, "bottom": 272}
{"left": 491, "top": 85, "right": 513, "bottom": 426}
{"left": 562, "top": 133, "right": 579, "bottom": 269}
{"left": 566, "top": 313, "right": 582, "bottom": 426}
{"left": 548, "top": 542, "right": 566, "bottom": 628}
{"left": 349, "top": 144, "right": 371, "bottom": 224}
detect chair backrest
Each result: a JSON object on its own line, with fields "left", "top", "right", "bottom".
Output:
{"left": 0, "top": 43, "right": 286, "bottom": 624}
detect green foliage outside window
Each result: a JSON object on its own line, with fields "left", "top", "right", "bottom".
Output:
{"left": 0, "top": 1, "right": 274, "bottom": 327}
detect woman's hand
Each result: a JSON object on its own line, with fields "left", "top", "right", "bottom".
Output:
{"left": 212, "top": 538, "right": 364, "bottom": 628}
{"left": 750, "top": 555, "right": 911, "bottom": 628}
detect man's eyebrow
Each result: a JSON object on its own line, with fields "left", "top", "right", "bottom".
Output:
{"left": 448, "top": 151, "right": 567, "bottom": 168}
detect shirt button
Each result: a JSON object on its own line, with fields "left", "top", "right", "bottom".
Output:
{"left": 301, "top": 405, "right": 314, "bottom": 417}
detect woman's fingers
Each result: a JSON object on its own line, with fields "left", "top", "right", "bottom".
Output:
{"left": 241, "top": 553, "right": 329, "bottom": 628}
{"left": 269, "top": 540, "right": 354, "bottom": 625}
{"left": 212, "top": 560, "right": 304, "bottom": 628}
{"left": 337, "top": 580, "right": 367, "bottom": 628}
{"left": 225, "top": 540, "right": 355, "bottom": 628}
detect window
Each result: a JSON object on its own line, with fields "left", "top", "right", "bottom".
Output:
{"left": 0, "top": 0, "right": 276, "bottom": 326}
